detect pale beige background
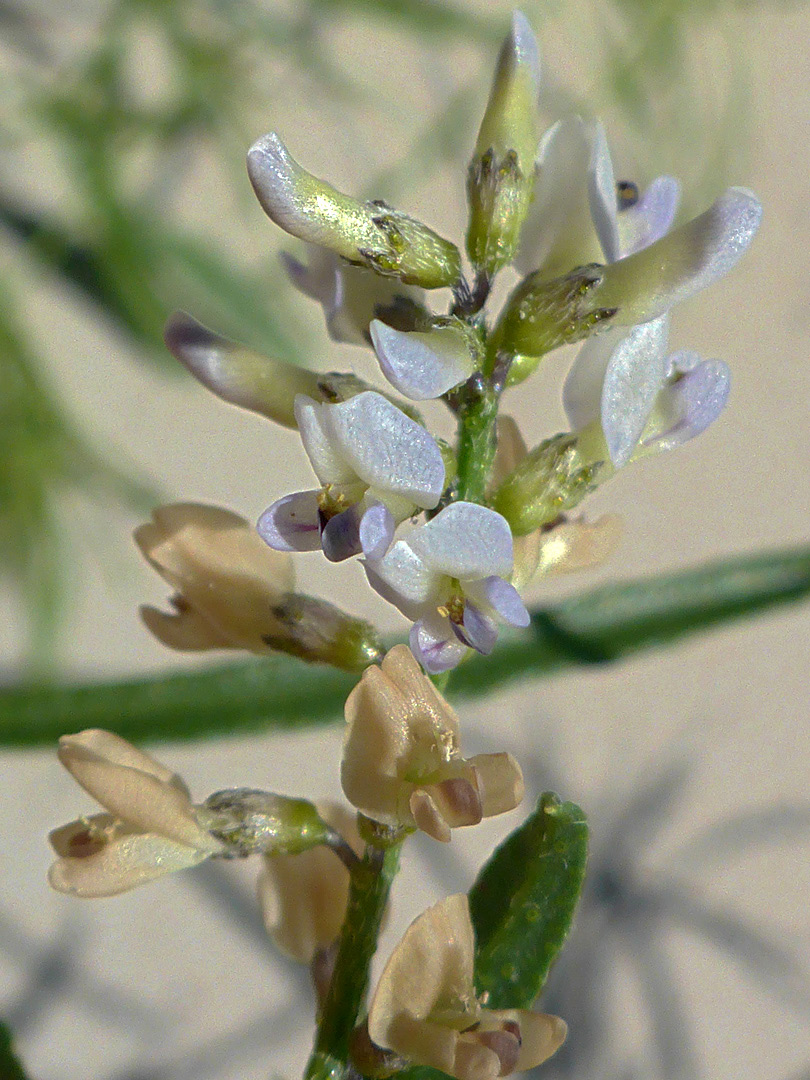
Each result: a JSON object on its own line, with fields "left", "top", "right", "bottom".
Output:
{"left": 1, "top": 2, "right": 809, "bottom": 1079}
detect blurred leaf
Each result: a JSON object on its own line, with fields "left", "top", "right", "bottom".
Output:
{"left": 469, "top": 793, "right": 588, "bottom": 1008}
{"left": 0, "top": 1021, "right": 28, "bottom": 1080}
{"left": 0, "top": 543, "right": 809, "bottom": 744}
{"left": 306, "top": 0, "right": 501, "bottom": 42}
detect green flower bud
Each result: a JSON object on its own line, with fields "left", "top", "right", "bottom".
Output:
{"left": 266, "top": 593, "right": 384, "bottom": 672}
{"left": 491, "top": 264, "right": 617, "bottom": 363}
{"left": 467, "top": 12, "right": 541, "bottom": 277}
{"left": 165, "top": 311, "right": 322, "bottom": 428}
{"left": 247, "top": 134, "right": 461, "bottom": 289}
{"left": 491, "top": 433, "right": 605, "bottom": 535}
{"left": 199, "top": 790, "right": 330, "bottom": 856}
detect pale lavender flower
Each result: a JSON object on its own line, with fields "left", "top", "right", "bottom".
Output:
{"left": 258, "top": 391, "right": 444, "bottom": 562}
{"left": 563, "top": 315, "right": 731, "bottom": 468}
{"left": 363, "top": 502, "right": 529, "bottom": 673}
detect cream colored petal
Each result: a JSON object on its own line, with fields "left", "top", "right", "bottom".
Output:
{"left": 409, "top": 789, "right": 452, "bottom": 843}
{"left": 48, "top": 828, "right": 209, "bottom": 897}
{"left": 369, "top": 894, "right": 478, "bottom": 1051}
{"left": 58, "top": 729, "right": 180, "bottom": 786}
{"left": 535, "top": 514, "right": 623, "bottom": 577}
{"left": 481, "top": 1010, "right": 568, "bottom": 1072}
{"left": 342, "top": 660, "right": 417, "bottom": 825}
{"left": 453, "top": 1037, "right": 502, "bottom": 1080}
{"left": 57, "top": 737, "right": 221, "bottom": 853}
{"left": 510, "top": 531, "right": 543, "bottom": 591}
{"left": 490, "top": 416, "right": 529, "bottom": 489}
{"left": 382, "top": 1012, "right": 460, "bottom": 1076}
{"left": 468, "top": 753, "right": 524, "bottom": 818}
{"left": 258, "top": 801, "right": 359, "bottom": 963}
{"left": 139, "top": 604, "right": 233, "bottom": 651}
{"left": 380, "top": 645, "right": 461, "bottom": 749}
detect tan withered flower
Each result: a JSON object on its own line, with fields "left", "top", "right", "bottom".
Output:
{"left": 368, "top": 894, "right": 566, "bottom": 1080}
{"left": 49, "top": 730, "right": 224, "bottom": 898}
{"left": 258, "top": 803, "right": 362, "bottom": 965}
{"left": 135, "top": 503, "right": 295, "bottom": 653}
{"left": 341, "top": 645, "right": 523, "bottom": 842}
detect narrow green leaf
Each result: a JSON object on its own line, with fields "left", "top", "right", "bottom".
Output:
{"left": 469, "top": 793, "right": 588, "bottom": 1008}
{"left": 0, "top": 545, "right": 808, "bottom": 747}
{"left": 0, "top": 1021, "right": 29, "bottom": 1080}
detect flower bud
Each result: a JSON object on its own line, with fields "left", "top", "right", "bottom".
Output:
{"left": 247, "top": 133, "right": 461, "bottom": 289}
{"left": 197, "top": 789, "right": 330, "bottom": 856}
{"left": 491, "top": 433, "right": 604, "bottom": 536}
{"left": 267, "top": 593, "right": 384, "bottom": 672}
{"left": 467, "top": 12, "right": 540, "bottom": 276}
{"left": 164, "top": 311, "right": 322, "bottom": 428}
{"left": 491, "top": 264, "right": 618, "bottom": 363}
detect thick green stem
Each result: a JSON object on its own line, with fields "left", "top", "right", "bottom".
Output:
{"left": 305, "top": 836, "right": 403, "bottom": 1080}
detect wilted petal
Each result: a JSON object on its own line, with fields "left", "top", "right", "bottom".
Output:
{"left": 643, "top": 355, "right": 731, "bottom": 453}
{"left": 371, "top": 321, "right": 475, "bottom": 400}
{"left": 467, "top": 753, "right": 524, "bottom": 817}
{"left": 588, "top": 123, "right": 620, "bottom": 263}
{"left": 59, "top": 729, "right": 180, "bottom": 787}
{"left": 323, "top": 391, "right": 445, "bottom": 506}
{"left": 139, "top": 603, "right": 233, "bottom": 651}
{"left": 407, "top": 503, "right": 515, "bottom": 581}
{"left": 533, "top": 514, "right": 623, "bottom": 578}
{"left": 164, "top": 312, "right": 320, "bottom": 429}
{"left": 594, "top": 187, "right": 762, "bottom": 325}
{"left": 49, "top": 820, "right": 207, "bottom": 898}
{"left": 57, "top": 735, "right": 220, "bottom": 852}
{"left": 464, "top": 575, "right": 530, "bottom": 628}
{"left": 481, "top": 1010, "right": 567, "bottom": 1072}
{"left": 601, "top": 315, "right": 671, "bottom": 466}
{"left": 257, "top": 491, "right": 322, "bottom": 552}
{"left": 617, "top": 176, "right": 680, "bottom": 257}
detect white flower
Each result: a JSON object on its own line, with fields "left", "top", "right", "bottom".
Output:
{"left": 363, "top": 502, "right": 529, "bottom": 673}
{"left": 367, "top": 894, "right": 566, "bottom": 1080}
{"left": 563, "top": 315, "right": 731, "bottom": 468}
{"left": 369, "top": 320, "right": 476, "bottom": 401}
{"left": 282, "top": 245, "right": 426, "bottom": 347}
{"left": 342, "top": 646, "right": 523, "bottom": 842}
{"left": 48, "top": 730, "right": 224, "bottom": 898}
{"left": 258, "top": 391, "right": 445, "bottom": 562}
{"left": 515, "top": 116, "right": 680, "bottom": 278}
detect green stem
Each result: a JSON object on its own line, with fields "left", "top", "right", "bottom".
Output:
{"left": 454, "top": 386, "right": 500, "bottom": 504}
{"left": 305, "top": 835, "right": 403, "bottom": 1080}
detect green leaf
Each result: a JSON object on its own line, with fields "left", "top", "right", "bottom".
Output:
{"left": 0, "top": 544, "right": 808, "bottom": 747}
{"left": 469, "top": 793, "right": 588, "bottom": 1008}
{"left": 0, "top": 1021, "right": 29, "bottom": 1080}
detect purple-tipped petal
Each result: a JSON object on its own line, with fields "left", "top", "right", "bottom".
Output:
{"left": 258, "top": 491, "right": 321, "bottom": 552}
{"left": 359, "top": 502, "right": 395, "bottom": 560}
{"left": 410, "top": 620, "right": 466, "bottom": 674}
{"left": 321, "top": 505, "right": 364, "bottom": 562}
{"left": 370, "top": 320, "right": 474, "bottom": 401}
{"left": 451, "top": 602, "right": 499, "bottom": 655}
{"left": 617, "top": 176, "right": 680, "bottom": 257}
{"left": 466, "top": 576, "right": 530, "bottom": 628}
{"left": 645, "top": 357, "right": 731, "bottom": 453}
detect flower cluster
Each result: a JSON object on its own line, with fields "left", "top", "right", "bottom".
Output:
{"left": 47, "top": 10, "right": 763, "bottom": 1080}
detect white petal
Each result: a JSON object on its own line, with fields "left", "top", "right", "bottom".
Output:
{"left": 597, "top": 187, "right": 763, "bottom": 324}
{"left": 280, "top": 247, "right": 340, "bottom": 307}
{"left": 617, "top": 176, "right": 680, "bottom": 257}
{"left": 601, "top": 315, "right": 671, "bottom": 467}
{"left": 515, "top": 118, "right": 595, "bottom": 277}
{"left": 371, "top": 321, "right": 474, "bottom": 400}
{"left": 407, "top": 503, "right": 515, "bottom": 581}
{"left": 257, "top": 491, "right": 322, "bottom": 552}
{"left": 363, "top": 540, "right": 439, "bottom": 617}
{"left": 295, "top": 396, "right": 357, "bottom": 485}
{"left": 323, "top": 391, "right": 444, "bottom": 507}
{"left": 644, "top": 357, "right": 730, "bottom": 453}
{"left": 588, "top": 123, "right": 620, "bottom": 264}
{"left": 562, "top": 325, "right": 630, "bottom": 432}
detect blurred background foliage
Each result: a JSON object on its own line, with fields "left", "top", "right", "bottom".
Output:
{"left": 0, "top": 0, "right": 783, "bottom": 674}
